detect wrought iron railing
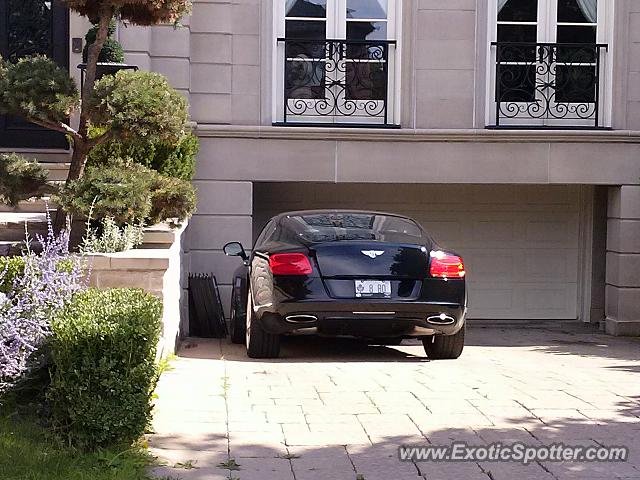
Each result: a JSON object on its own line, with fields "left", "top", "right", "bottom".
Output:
{"left": 490, "top": 42, "right": 608, "bottom": 129}
{"left": 276, "top": 38, "right": 397, "bottom": 127}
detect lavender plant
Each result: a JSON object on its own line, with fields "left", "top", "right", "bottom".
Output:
{"left": 0, "top": 215, "right": 87, "bottom": 396}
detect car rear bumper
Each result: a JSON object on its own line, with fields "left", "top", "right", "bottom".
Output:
{"left": 256, "top": 300, "right": 466, "bottom": 337}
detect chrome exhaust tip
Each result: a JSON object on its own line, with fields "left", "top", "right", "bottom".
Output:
{"left": 427, "top": 314, "right": 456, "bottom": 325}
{"left": 285, "top": 314, "right": 318, "bottom": 324}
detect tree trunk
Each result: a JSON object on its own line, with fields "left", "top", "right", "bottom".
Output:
{"left": 55, "top": 10, "right": 113, "bottom": 233}
{"left": 66, "top": 11, "right": 111, "bottom": 182}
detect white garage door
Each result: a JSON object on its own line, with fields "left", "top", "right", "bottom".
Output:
{"left": 253, "top": 184, "right": 583, "bottom": 320}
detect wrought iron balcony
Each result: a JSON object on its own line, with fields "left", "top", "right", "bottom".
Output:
{"left": 489, "top": 42, "right": 608, "bottom": 129}
{"left": 275, "top": 38, "right": 397, "bottom": 127}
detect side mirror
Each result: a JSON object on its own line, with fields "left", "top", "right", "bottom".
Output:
{"left": 224, "top": 241, "right": 247, "bottom": 260}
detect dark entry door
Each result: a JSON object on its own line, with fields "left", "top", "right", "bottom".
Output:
{"left": 0, "top": 0, "right": 69, "bottom": 148}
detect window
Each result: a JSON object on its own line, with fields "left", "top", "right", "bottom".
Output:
{"left": 488, "top": 0, "right": 611, "bottom": 128}
{"left": 273, "top": 0, "right": 401, "bottom": 127}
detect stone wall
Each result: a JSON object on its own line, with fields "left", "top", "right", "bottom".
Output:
{"left": 606, "top": 186, "right": 640, "bottom": 336}
{"left": 87, "top": 223, "right": 189, "bottom": 357}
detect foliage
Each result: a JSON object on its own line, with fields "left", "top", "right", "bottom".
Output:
{"left": 0, "top": 409, "right": 153, "bottom": 480}
{"left": 83, "top": 19, "right": 125, "bottom": 63}
{"left": 56, "top": 163, "right": 196, "bottom": 226}
{"left": 88, "top": 131, "right": 199, "bottom": 181}
{"left": 0, "top": 257, "right": 25, "bottom": 295}
{"left": 149, "top": 175, "right": 197, "bottom": 226}
{"left": 90, "top": 70, "right": 189, "bottom": 144}
{"left": 56, "top": 163, "right": 155, "bottom": 225}
{"left": 48, "top": 288, "right": 162, "bottom": 450}
{"left": 0, "top": 217, "right": 87, "bottom": 396}
{"left": 62, "top": 0, "right": 192, "bottom": 26}
{"left": 0, "top": 2, "right": 192, "bottom": 211}
{"left": 0, "top": 56, "right": 80, "bottom": 125}
{"left": 0, "top": 153, "right": 50, "bottom": 206}
{"left": 81, "top": 217, "right": 145, "bottom": 254}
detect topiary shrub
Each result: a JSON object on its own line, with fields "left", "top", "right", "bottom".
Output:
{"left": 0, "top": 153, "right": 50, "bottom": 206}
{"left": 48, "top": 288, "right": 162, "bottom": 450}
{"left": 55, "top": 163, "right": 196, "bottom": 226}
{"left": 87, "top": 131, "right": 198, "bottom": 181}
{"left": 83, "top": 19, "right": 125, "bottom": 63}
{"left": 149, "top": 175, "right": 197, "bottom": 226}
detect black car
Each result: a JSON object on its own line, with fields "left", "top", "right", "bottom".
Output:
{"left": 224, "top": 210, "right": 467, "bottom": 359}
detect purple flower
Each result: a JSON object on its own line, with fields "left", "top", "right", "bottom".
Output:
{"left": 0, "top": 213, "right": 87, "bottom": 394}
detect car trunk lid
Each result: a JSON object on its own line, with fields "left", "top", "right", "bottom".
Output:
{"left": 312, "top": 242, "right": 429, "bottom": 279}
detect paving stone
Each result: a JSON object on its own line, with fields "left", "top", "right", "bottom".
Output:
{"left": 147, "top": 328, "right": 640, "bottom": 480}
{"left": 148, "top": 465, "right": 230, "bottom": 480}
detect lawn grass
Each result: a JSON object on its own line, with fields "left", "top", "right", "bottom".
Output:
{"left": 0, "top": 411, "right": 155, "bottom": 480}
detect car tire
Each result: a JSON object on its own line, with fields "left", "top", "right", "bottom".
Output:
{"left": 422, "top": 325, "right": 465, "bottom": 359}
{"left": 245, "top": 290, "right": 281, "bottom": 359}
{"left": 229, "top": 289, "right": 246, "bottom": 344}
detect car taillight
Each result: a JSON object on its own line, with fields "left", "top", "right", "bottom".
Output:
{"left": 269, "top": 253, "right": 313, "bottom": 275}
{"left": 429, "top": 251, "right": 465, "bottom": 279}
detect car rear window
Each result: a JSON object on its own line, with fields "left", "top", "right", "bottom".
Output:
{"left": 287, "top": 213, "right": 424, "bottom": 243}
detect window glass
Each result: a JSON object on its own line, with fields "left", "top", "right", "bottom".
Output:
{"left": 557, "top": 0, "right": 597, "bottom": 23}
{"left": 346, "top": 0, "right": 387, "bottom": 19}
{"left": 498, "top": 0, "right": 538, "bottom": 22}
{"left": 286, "top": 0, "right": 327, "bottom": 18}
{"left": 556, "top": 25, "right": 596, "bottom": 44}
{"left": 497, "top": 24, "right": 537, "bottom": 44}
{"left": 285, "top": 20, "right": 326, "bottom": 40}
{"left": 346, "top": 21, "right": 387, "bottom": 41}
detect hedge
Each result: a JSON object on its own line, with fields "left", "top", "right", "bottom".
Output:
{"left": 48, "top": 288, "right": 162, "bottom": 450}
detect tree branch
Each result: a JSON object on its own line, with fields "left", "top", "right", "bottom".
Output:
{"left": 26, "top": 116, "right": 81, "bottom": 141}
{"left": 87, "top": 129, "right": 115, "bottom": 148}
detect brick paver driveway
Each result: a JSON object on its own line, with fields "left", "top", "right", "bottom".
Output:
{"left": 149, "top": 326, "right": 640, "bottom": 480}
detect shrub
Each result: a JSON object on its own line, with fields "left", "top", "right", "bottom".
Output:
{"left": 48, "top": 288, "right": 162, "bottom": 449}
{"left": 88, "top": 132, "right": 198, "bottom": 181}
{"left": 0, "top": 256, "right": 25, "bottom": 294}
{"left": 0, "top": 153, "right": 50, "bottom": 206}
{"left": 149, "top": 175, "right": 197, "bottom": 226}
{"left": 0, "top": 55, "right": 79, "bottom": 125}
{"left": 90, "top": 70, "right": 189, "bottom": 145}
{"left": 0, "top": 218, "right": 86, "bottom": 396}
{"left": 56, "top": 163, "right": 196, "bottom": 226}
{"left": 83, "top": 20, "right": 125, "bottom": 63}
{"left": 56, "top": 163, "right": 154, "bottom": 225}
{"left": 81, "top": 217, "right": 145, "bottom": 253}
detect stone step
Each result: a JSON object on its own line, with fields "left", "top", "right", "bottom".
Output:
{"left": 0, "top": 197, "right": 58, "bottom": 213}
{"left": 0, "top": 212, "right": 49, "bottom": 242}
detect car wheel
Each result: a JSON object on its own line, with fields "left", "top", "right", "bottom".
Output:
{"left": 229, "top": 289, "right": 246, "bottom": 344}
{"left": 245, "top": 289, "right": 281, "bottom": 359}
{"left": 422, "top": 325, "right": 465, "bottom": 359}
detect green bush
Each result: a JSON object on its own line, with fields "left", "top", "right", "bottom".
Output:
{"left": 87, "top": 132, "right": 198, "bottom": 181}
{"left": 149, "top": 175, "right": 197, "bottom": 226}
{"left": 48, "top": 288, "right": 162, "bottom": 450}
{"left": 83, "top": 20, "right": 125, "bottom": 63}
{"left": 55, "top": 163, "right": 154, "bottom": 225}
{"left": 56, "top": 163, "right": 196, "bottom": 226}
{"left": 0, "top": 256, "right": 25, "bottom": 294}
{"left": 0, "top": 153, "right": 50, "bottom": 206}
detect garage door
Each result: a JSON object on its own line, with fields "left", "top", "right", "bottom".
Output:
{"left": 253, "top": 183, "right": 583, "bottom": 320}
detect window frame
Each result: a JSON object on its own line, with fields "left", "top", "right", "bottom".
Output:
{"left": 485, "top": 0, "right": 614, "bottom": 128}
{"left": 272, "top": 0, "right": 402, "bottom": 127}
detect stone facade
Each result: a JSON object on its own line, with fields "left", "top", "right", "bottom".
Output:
{"left": 606, "top": 186, "right": 640, "bottom": 335}
{"left": 2, "top": 1, "right": 640, "bottom": 333}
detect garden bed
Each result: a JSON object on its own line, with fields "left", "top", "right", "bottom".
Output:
{"left": 86, "top": 222, "right": 188, "bottom": 358}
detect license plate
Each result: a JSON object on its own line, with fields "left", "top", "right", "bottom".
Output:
{"left": 355, "top": 280, "right": 391, "bottom": 298}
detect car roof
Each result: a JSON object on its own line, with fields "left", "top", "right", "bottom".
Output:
{"left": 275, "top": 209, "right": 415, "bottom": 222}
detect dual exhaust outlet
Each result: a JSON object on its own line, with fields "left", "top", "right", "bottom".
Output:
{"left": 285, "top": 313, "right": 456, "bottom": 326}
